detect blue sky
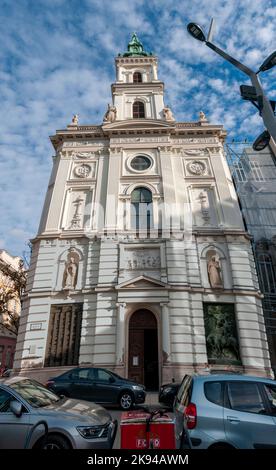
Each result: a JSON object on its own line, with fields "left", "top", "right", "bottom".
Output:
{"left": 0, "top": 0, "right": 275, "bottom": 259}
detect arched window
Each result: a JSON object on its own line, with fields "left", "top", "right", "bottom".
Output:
{"left": 258, "top": 254, "right": 276, "bottom": 293}
{"left": 133, "top": 101, "right": 145, "bottom": 118}
{"left": 133, "top": 71, "right": 142, "bottom": 83}
{"left": 131, "top": 187, "right": 153, "bottom": 232}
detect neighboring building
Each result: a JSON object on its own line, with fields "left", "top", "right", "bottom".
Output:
{"left": 0, "top": 250, "right": 22, "bottom": 373}
{"left": 227, "top": 141, "right": 276, "bottom": 376}
{"left": 14, "top": 34, "right": 272, "bottom": 386}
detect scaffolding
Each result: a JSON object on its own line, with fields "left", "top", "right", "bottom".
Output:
{"left": 225, "top": 141, "right": 276, "bottom": 373}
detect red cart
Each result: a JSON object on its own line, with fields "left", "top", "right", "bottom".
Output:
{"left": 120, "top": 409, "right": 176, "bottom": 449}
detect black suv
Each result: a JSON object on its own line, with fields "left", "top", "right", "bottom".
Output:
{"left": 46, "top": 367, "right": 146, "bottom": 410}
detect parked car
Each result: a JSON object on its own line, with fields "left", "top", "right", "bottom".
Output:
{"left": 174, "top": 374, "right": 276, "bottom": 449}
{"left": 46, "top": 367, "right": 146, "bottom": 410}
{"left": 0, "top": 376, "right": 117, "bottom": 449}
{"left": 159, "top": 382, "right": 180, "bottom": 408}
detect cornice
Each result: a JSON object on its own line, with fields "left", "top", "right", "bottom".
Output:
{"left": 115, "top": 56, "right": 158, "bottom": 64}
{"left": 26, "top": 285, "right": 263, "bottom": 300}
{"left": 111, "top": 82, "right": 164, "bottom": 91}
{"left": 49, "top": 120, "right": 227, "bottom": 150}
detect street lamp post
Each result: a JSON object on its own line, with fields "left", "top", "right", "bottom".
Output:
{"left": 187, "top": 22, "right": 276, "bottom": 145}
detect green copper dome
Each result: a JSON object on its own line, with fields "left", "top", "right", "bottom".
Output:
{"left": 121, "top": 33, "right": 151, "bottom": 57}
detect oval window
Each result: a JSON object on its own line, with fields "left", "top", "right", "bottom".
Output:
{"left": 131, "top": 156, "right": 151, "bottom": 171}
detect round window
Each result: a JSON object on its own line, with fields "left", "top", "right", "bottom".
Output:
{"left": 131, "top": 156, "right": 151, "bottom": 171}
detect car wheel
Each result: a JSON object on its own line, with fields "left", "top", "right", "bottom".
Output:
{"left": 42, "top": 434, "right": 71, "bottom": 449}
{"left": 119, "top": 392, "right": 134, "bottom": 410}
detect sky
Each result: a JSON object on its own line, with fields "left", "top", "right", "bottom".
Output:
{"left": 0, "top": 0, "right": 275, "bottom": 259}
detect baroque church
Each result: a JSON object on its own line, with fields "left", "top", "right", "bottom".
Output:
{"left": 14, "top": 34, "right": 272, "bottom": 387}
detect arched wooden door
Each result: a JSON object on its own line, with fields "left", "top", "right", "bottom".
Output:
{"left": 128, "top": 309, "right": 159, "bottom": 390}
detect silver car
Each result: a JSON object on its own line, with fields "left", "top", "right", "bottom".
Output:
{"left": 0, "top": 377, "right": 117, "bottom": 449}
{"left": 174, "top": 374, "right": 276, "bottom": 449}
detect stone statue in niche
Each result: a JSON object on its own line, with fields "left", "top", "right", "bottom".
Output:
{"left": 63, "top": 250, "right": 79, "bottom": 290}
{"left": 103, "top": 104, "right": 117, "bottom": 123}
{"left": 207, "top": 254, "right": 223, "bottom": 289}
{"left": 163, "top": 106, "right": 175, "bottom": 121}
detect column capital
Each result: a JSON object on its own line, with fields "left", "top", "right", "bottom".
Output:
{"left": 116, "top": 302, "right": 126, "bottom": 308}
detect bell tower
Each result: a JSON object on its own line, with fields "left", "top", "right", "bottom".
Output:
{"left": 112, "top": 33, "right": 167, "bottom": 121}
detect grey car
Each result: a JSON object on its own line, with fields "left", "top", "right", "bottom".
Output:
{"left": 0, "top": 376, "right": 117, "bottom": 449}
{"left": 174, "top": 374, "right": 276, "bottom": 449}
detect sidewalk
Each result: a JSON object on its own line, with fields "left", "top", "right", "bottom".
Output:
{"left": 144, "top": 392, "right": 159, "bottom": 407}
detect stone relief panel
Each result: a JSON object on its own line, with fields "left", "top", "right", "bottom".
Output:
{"left": 125, "top": 248, "right": 161, "bottom": 270}
{"left": 173, "top": 137, "right": 219, "bottom": 144}
{"left": 62, "top": 140, "right": 107, "bottom": 147}
{"left": 111, "top": 136, "right": 170, "bottom": 144}
{"left": 73, "top": 152, "right": 95, "bottom": 159}
{"left": 203, "top": 303, "right": 241, "bottom": 364}
{"left": 69, "top": 194, "right": 85, "bottom": 229}
{"left": 62, "top": 189, "right": 93, "bottom": 231}
{"left": 184, "top": 158, "right": 212, "bottom": 177}
{"left": 187, "top": 160, "right": 207, "bottom": 176}
{"left": 189, "top": 187, "right": 218, "bottom": 226}
{"left": 70, "top": 162, "right": 97, "bottom": 180}
{"left": 183, "top": 149, "right": 209, "bottom": 157}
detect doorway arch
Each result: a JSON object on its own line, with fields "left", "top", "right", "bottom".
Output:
{"left": 128, "top": 309, "right": 159, "bottom": 390}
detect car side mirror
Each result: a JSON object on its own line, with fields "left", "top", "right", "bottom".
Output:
{"left": 109, "top": 376, "right": 115, "bottom": 383}
{"left": 10, "top": 400, "right": 23, "bottom": 417}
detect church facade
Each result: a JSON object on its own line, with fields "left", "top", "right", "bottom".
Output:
{"left": 14, "top": 34, "right": 272, "bottom": 386}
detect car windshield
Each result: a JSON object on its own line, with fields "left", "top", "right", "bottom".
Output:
{"left": 9, "top": 379, "right": 61, "bottom": 408}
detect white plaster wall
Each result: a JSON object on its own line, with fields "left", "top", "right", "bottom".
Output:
{"left": 235, "top": 295, "right": 271, "bottom": 370}
{"left": 227, "top": 239, "right": 259, "bottom": 290}
{"left": 14, "top": 296, "right": 51, "bottom": 369}
{"left": 92, "top": 292, "right": 117, "bottom": 365}
{"left": 166, "top": 240, "right": 188, "bottom": 284}
{"left": 79, "top": 294, "right": 97, "bottom": 364}
{"left": 45, "top": 158, "right": 71, "bottom": 232}
{"left": 169, "top": 290, "right": 207, "bottom": 365}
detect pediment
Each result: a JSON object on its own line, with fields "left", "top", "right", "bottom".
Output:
{"left": 102, "top": 119, "right": 175, "bottom": 132}
{"left": 116, "top": 275, "right": 169, "bottom": 290}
